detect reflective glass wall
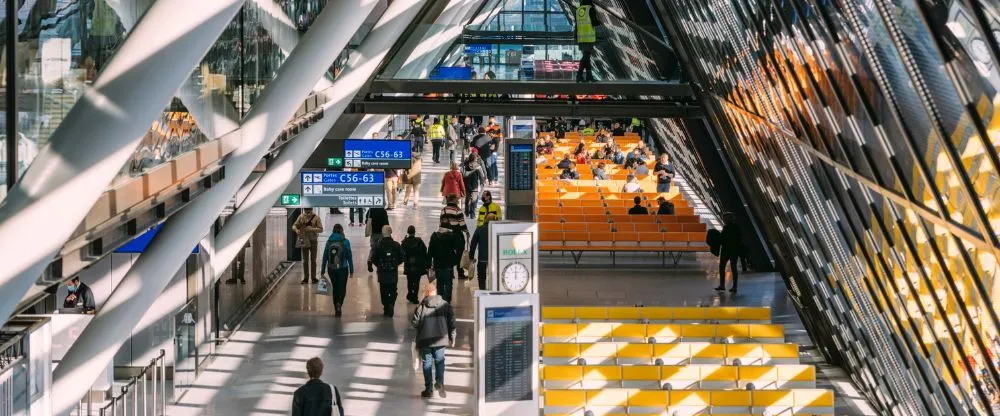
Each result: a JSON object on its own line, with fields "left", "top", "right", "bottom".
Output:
{"left": 659, "top": 0, "right": 1000, "bottom": 414}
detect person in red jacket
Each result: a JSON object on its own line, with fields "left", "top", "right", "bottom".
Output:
{"left": 439, "top": 161, "right": 466, "bottom": 206}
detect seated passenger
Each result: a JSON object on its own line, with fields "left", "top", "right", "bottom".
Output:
{"left": 621, "top": 174, "right": 642, "bottom": 193}
{"left": 593, "top": 162, "right": 609, "bottom": 180}
{"left": 560, "top": 162, "right": 580, "bottom": 180}
{"left": 628, "top": 196, "right": 649, "bottom": 215}
{"left": 575, "top": 150, "right": 589, "bottom": 165}
{"left": 573, "top": 140, "right": 587, "bottom": 156}
{"left": 557, "top": 154, "right": 573, "bottom": 170}
{"left": 624, "top": 149, "right": 643, "bottom": 170}
{"left": 537, "top": 135, "right": 555, "bottom": 154}
{"left": 610, "top": 145, "right": 626, "bottom": 165}
{"left": 612, "top": 122, "right": 626, "bottom": 136}
{"left": 595, "top": 132, "right": 610, "bottom": 144}
{"left": 592, "top": 148, "right": 607, "bottom": 160}
{"left": 635, "top": 162, "right": 650, "bottom": 176}
{"left": 656, "top": 196, "right": 676, "bottom": 215}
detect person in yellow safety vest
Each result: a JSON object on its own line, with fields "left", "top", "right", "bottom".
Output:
{"left": 477, "top": 191, "right": 502, "bottom": 227}
{"left": 575, "top": 0, "right": 600, "bottom": 82}
{"left": 428, "top": 117, "right": 447, "bottom": 164}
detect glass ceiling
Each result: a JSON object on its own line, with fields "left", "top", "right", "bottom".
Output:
{"left": 379, "top": 0, "right": 684, "bottom": 82}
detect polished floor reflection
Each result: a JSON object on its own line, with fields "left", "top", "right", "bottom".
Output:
{"left": 169, "top": 149, "right": 874, "bottom": 415}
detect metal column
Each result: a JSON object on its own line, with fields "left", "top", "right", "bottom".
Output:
{"left": 0, "top": 0, "right": 245, "bottom": 323}
{"left": 48, "top": 2, "right": 379, "bottom": 414}
{"left": 211, "top": 0, "right": 428, "bottom": 278}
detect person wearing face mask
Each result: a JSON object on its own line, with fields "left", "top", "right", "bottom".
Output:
{"left": 476, "top": 191, "right": 502, "bottom": 228}
{"left": 64, "top": 277, "right": 96, "bottom": 313}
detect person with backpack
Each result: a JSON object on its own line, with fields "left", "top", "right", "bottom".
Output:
{"left": 401, "top": 226, "right": 429, "bottom": 304}
{"left": 372, "top": 225, "right": 405, "bottom": 317}
{"left": 411, "top": 285, "right": 456, "bottom": 399}
{"left": 292, "top": 357, "right": 345, "bottom": 416}
{"left": 461, "top": 150, "right": 488, "bottom": 218}
{"left": 439, "top": 194, "right": 469, "bottom": 280}
{"left": 402, "top": 155, "right": 422, "bottom": 208}
{"left": 293, "top": 208, "right": 324, "bottom": 284}
{"left": 321, "top": 224, "right": 354, "bottom": 317}
{"left": 427, "top": 219, "right": 463, "bottom": 303}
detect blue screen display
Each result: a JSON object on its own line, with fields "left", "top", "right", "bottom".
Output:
{"left": 511, "top": 144, "right": 534, "bottom": 153}
{"left": 343, "top": 139, "right": 411, "bottom": 161}
{"left": 486, "top": 306, "right": 533, "bottom": 323}
{"left": 464, "top": 44, "right": 492, "bottom": 54}
{"left": 301, "top": 171, "right": 385, "bottom": 185}
{"left": 115, "top": 224, "right": 200, "bottom": 254}
{"left": 430, "top": 66, "right": 473, "bottom": 80}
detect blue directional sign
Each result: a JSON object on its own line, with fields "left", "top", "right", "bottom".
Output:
{"left": 300, "top": 171, "right": 385, "bottom": 208}
{"left": 342, "top": 139, "right": 412, "bottom": 169}
{"left": 430, "top": 66, "right": 472, "bottom": 80}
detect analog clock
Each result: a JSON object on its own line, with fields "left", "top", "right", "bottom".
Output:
{"left": 501, "top": 262, "right": 530, "bottom": 292}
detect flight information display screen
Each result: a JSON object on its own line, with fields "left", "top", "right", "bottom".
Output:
{"left": 342, "top": 139, "right": 411, "bottom": 168}
{"left": 300, "top": 171, "right": 385, "bottom": 208}
{"left": 484, "top": 306, "right": 533, "bottom": 402}
{"left": 507, "top": 143, "right": 534, "bottom": 191}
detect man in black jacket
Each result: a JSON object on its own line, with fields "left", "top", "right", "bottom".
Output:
{"left": 401, "top": 225, "right": 428, "bottom": 304}
{"left": 292, "top": 357, "right": 344, "bottom": 416}
{"left": 373, "top": 225, "right": 404, "bottom": 317}
{"left": 427, "top": 220, "right": 462, "bottom": 303}
{"left": 63, "top": 277, "right": 96, "bottom": 313}
{"left": 411, "top": 285, "right": 456, "bottom": 399}
{"left": 365, "top": 207, "right": 390, "bottom": 273}
{"left": 715, "top": 212, "right": 743, "bottom": 294}
{"left": 467, "top": 213, "right": 495, "bottom": 290}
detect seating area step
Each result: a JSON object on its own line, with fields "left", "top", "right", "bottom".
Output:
{"left": 540, "top": 364, "right": 816, "bottom": 390}
{"left": 541, "top": 388, "right": 835, "bottom": 415}
{"left": 542, "top": 306, "right": 770, "bottom": 323}
{"left": 541, "top": 323, "right": 785, "bottom": 343}
{"left": 542, "top": 342, "right": 801, "bottom": 366}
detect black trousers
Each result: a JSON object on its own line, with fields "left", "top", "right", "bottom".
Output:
{"left": 719, "top": 250, "right": 739, "bottom": 289}
{"left": 477, "top": 260, "right": 488, "bottom": 290}
{"left": 431, "top": 139, "right": 443, "bottom": 162}
{"left": 405, "top": 272, "right": 422, "bottom": 302}
{"left": 331, "top": 269, "right": 349, "bottom": 306}
{"left": 577, "top": 44, "right": 595, "bottom": 81}
{"left": 435, "top": 268, "right": 455, "bottom": 303}
{"left": 379, "top": 276, "right": 398, "bottom": 314}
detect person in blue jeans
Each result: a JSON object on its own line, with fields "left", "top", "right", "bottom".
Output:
{"left": 411, "top": 285, "right": 456, "bottom": 398}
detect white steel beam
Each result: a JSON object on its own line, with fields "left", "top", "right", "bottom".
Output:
{"left": 211, "top": 0, "right": 427, "bottom": 280}
{"left": 48, "top": 2, "right": 379, "bottom": 414}
{"left": 396, "top": 0, "right": 479, "bottom": 79}
{"left": 0, "top": 0, "right": 245, "bottom": 324}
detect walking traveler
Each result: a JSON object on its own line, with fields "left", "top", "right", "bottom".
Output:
{"left": 575, "top": 0, "right": 600, "bottom": 82}
{"left": 364, "top": 206, "right": 390, "bottom": 273}
{"left": 440, "top": 194, "right": 469, "bottom": 280}
{"left": 440, "top": 162, "right": 466, "bottom": 206}
{"left": 401, "top": 226, "right": 429, "bottom": 304}
{"left": 292, "top": 357, "right": 345, "bottom": 416}
{"left": 476, "top": 190, "right": 503, "bottom": 227}
{"left": 429, "top": 117, "right": 446, "bottom": 164}
{"left": 410, "top": 117, "right": 427, "bottom": 154}
{"left": 294, "top": 208, "right": 323, "bottom": 284}
{"left": 467, "top": 213, "right": 495, "bottom": 290}
{"left": 428, "top": 220, "right": 463, "bottom": 303}
{"left": 403, "top": 155, "right": 422, "bottom": 208}
{"left": 447, "top": 116, "right": 460, "bottom": 163}
{"left": 411, "top": 285, "right": 455, "bottom": 399}
{"left": 321, "top": 224, "right": 354, "bottom": 317}
{"left": 373, "top": 225, "right": 404, "bottom": 317}
{"left": 462, "top": 150, "right": 488, "bottom": 218}
{"left": 385, "top": 168, "right": 400, "bottom": 210}
{"left": 715, "top": 212, "right": 743, "bottom": 294}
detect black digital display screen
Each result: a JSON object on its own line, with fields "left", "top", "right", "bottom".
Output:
{"left": 507, "top": 144, "right": 534, "bottom": 191}
{"left": 484, "top": 306, "right": 533, "bottom": 402}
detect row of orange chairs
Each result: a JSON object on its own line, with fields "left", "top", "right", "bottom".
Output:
{"left": 539, "top": 231, "right": 708, "bottom": 247}
{"left": 539, "top": 222, "right": 707, "bottom": 233}
{"left": 538, "top": 206, "right": 696, "bottom": 217}
{"left": 538, "top": 198, "right": 688, "bottom": 208}
{"left": 536, "top": 214, "right": 702, "bottom": 224}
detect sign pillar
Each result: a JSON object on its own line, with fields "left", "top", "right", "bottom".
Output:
{"left": 474, "top": 292, "right": 540, "bottom": 416}
{"left": 487, "top": 221, "right": 539, "bottom": 293}
{"left": 504, "top": 139, "right": 535, "bottom": 221}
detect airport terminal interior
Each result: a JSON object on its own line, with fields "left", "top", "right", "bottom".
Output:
{"left": 1, "top": 0, "right": 999, "bottom": 415}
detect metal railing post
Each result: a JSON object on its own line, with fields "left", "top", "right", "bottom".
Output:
{"left": 159, "top": 350, "right": 165, "bottom": 415}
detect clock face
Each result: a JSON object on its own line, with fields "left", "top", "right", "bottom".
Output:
{"left": 501, "top": 262, "right": 530, "bottom": 292}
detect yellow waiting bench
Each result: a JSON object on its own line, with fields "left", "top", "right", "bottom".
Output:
{"left": 540, "top": 364, "right": 816, "bottom": 390}
{"left": 542, "top": 388, "right": 834, "bottom": 415}
{"left": 541, "top": 322, "right": 785, "bottom": 343}
{"left": 542, "top": 342, "right": 800, "bottom": 366}
{"left": 542, "top": 306, "right": 771, "bottom": 323}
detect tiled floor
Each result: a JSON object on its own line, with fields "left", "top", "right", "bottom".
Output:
{"left": 169, "top": 148, "right": 876, "bottom": 416}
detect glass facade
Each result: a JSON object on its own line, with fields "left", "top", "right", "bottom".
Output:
{"left": 659, "top": 0, "right": 1000, "bottom": 414}
{"left": 0, "top": 0, "right": 337, "bottom": 191}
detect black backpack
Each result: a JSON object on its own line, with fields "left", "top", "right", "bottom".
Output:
{"left": 327, "top": 239, "right": 344, "bottom": 272}
{"left": 376, "top": 240, "right": 402, "bottom": 272}
{"left": 706, "top": 229, "right": 722, "bottom": 257}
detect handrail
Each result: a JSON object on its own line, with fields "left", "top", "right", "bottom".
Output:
{"left": 77, "top": 349, "right": 166, "bottom": 416}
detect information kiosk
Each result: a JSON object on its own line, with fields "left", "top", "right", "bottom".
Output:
{"left": 487, "top": 221, "right": 539, "bottom": 293}
{"left": 504, "top": 139, "right": 535, "bottom": 221}
{"left": 474, "top": 292, "right": 540, "bottom": 416}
